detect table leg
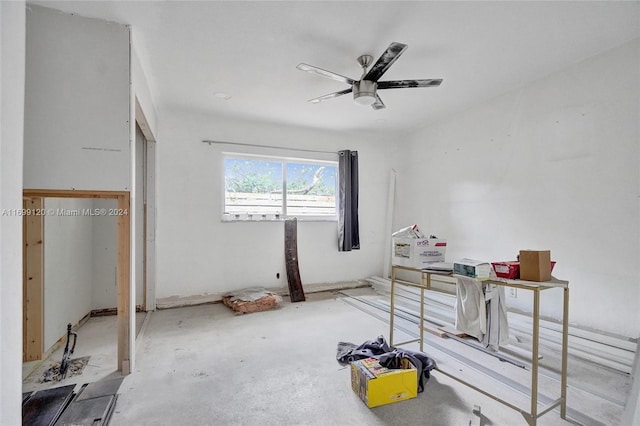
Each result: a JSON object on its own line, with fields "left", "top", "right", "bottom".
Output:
{"left": 390, "top": 266, "right": 396, "bottom": 345}
{"left": 420, "top": 286, "right": 425, "bottom": 352}
{"left": 561, "top": 287, "right": 569, "bottom": 418}
{"left": 531, "top": 288, "right": 540, "bottom": 424}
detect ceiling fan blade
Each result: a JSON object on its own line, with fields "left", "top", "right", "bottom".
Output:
{"left": 363, "top": 42, "right": 408, "bottom": 82}
{"left": 378, "top": 79, "right": 443, "bottom": 89}
{"left": 308, "top": 88, "right": 353, "bottom": 103}
{"left": 371, "top": 94, "right": 386, "bottom": 110}
{"left": 297, "top": 63, "right": 356, "bottom": 85}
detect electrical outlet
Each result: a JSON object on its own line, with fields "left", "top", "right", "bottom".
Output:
{"left": 509, "top": 287, "right": 517, "bottom": 298}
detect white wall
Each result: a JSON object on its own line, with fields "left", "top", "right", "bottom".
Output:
{"left": 391, "top": 39, "right": 640, "bottom": 338}
{"left": 155, "top": 108, "right": 391, "bottom": 304}
{"left": 43, "top": 198, "right": 94, "bottom": 350}
{"left": 0, "top": 1, "right": 25, "bottom": 423}
{"left": 91, "top": 199, "right": 118, "bottom": 310}
{"left": 90, "top": 188, "right": 144, "bottom": 311}
{"left": 24, "top": 4, "right": 130, "bottom": 191}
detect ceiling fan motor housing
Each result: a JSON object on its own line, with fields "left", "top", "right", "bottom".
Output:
{"left": 353, "top": 80, "right": 377, "bottom": 105}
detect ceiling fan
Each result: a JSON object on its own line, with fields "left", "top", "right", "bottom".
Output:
{"left": 296, "top": 42, "right": 442, "bottom": 110}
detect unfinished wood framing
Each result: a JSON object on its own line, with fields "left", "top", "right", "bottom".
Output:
{"left": 23, "top": 197, "right": 44, "bottom": 361}
{"left": 23, "top": 189, "right": 132, "bottom": 374}
{"left": 117, "top": 192, "right": 131, "bottom": 373}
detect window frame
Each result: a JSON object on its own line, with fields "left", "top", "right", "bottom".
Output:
{"left": 222, "top": 152, "right": 339, "bottom": 222}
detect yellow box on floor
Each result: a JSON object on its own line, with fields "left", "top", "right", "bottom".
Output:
{"left": 350, "top": 357, "right": 417, "bottom": 408}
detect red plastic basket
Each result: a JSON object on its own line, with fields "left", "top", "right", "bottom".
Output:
{"left": 491, "top": 261, "right": 520, "bottom": 279}
{"left": 491, "top": 261, "right": 556, "bottom": 279}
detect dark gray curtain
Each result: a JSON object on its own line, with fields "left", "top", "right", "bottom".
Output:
{"left": 338, "top": 150, "right": 360, "bottom": 251}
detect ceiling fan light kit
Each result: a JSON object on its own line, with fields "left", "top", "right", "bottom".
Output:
{"left": 297, "top": 42, "right": 442, "bottom": 110}
{"left": 353, "top": 80, "right": 377, "bottom": 106}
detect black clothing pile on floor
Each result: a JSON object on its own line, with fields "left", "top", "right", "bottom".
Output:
{"left": 336, "top": 335, "right": 437, "bottom": 393}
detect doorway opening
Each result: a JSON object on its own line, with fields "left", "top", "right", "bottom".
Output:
{"left": 22, "top": 189, "right": 132, "bottom": 378}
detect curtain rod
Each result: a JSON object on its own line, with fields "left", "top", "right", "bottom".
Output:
{"left": 202, "top": 139, "right": 337, "bottom": 155}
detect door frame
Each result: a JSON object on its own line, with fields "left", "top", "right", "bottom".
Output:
{"left": 135, "top": 98, "right": 156, "bottom": 312}
{"left": 22, "top": 189, "right": 131, "bottom": 374}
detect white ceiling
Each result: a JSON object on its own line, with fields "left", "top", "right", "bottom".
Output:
{"left": 30, "top": 1, "right": 640, "bottom": 136}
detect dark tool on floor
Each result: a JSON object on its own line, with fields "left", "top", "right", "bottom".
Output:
{"left": 59, "top": 323, "right": 78, "bottom": 380}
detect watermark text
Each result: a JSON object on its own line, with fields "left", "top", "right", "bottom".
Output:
{"left": 2, "top": 208, "right": 128, "bottom": 217}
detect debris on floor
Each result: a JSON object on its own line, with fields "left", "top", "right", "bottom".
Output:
{"left": 23, "top": 377, "right": 123, "bottom": 426}
{"left": 40, "top": 356, "right": 90, "bottom": 383}
{"left": 223, "top": 287, "right": 283, "bottom": 314}
{"left": 336, "top": 335, "right": 436, "bottom": 393}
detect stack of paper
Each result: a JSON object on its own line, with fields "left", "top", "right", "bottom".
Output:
{"left": 453, "top": 258, "right": 492, "bottom": 280}
{"left": 422, "top": 262, "right": 453, "bottom": 274}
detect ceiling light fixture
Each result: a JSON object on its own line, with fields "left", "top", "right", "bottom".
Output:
{"left": 352, "top": 80, "right": 377, "bottom": 106}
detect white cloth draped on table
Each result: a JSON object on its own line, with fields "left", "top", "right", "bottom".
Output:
{"left": 455, "top": 276, "right": 486, "bottom": 340}
{"left": 482, "top": 283, "right": 510, "bottom": 350}
{"left": 455, "top": 276, "right": 509, "bottom": 350}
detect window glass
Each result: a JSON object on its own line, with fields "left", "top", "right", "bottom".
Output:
{"left": 286, "top": 162, "right": 337, "bottom": 217}
{"left": 224, "top": 158, "right": 283, "bottom": 215}
{"left": 223, "top": 155, "right": 337, "bottom": 220}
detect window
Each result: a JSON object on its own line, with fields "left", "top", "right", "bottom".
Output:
{"left": 223, "top": 154, "right": 338, "bottom": 221}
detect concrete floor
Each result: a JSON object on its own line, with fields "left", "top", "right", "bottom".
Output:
{"left": 23, "top": 312, "right": 146, "bottom": 393}
{"left": 109, "top": 291, "right": 590, "bottom": 426}
{"left": 24, "top": 290, "right": 628, "bottom": 425}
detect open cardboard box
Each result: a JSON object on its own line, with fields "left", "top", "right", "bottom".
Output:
{"left": 350, "top": 358, "right": 417, "bottom": 408}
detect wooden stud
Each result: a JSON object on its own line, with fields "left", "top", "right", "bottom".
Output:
{"left": 23, "top": 189, "right": 127, "bottom": 199}
{"left": 23, "top": 197, "right": 44, "bottom": 361}
{"left": 117, "top": 193, "right": 131, "bottom": 374}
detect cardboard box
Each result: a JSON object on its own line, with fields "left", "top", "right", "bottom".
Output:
{"left": 392, "top": 237, "right": 446, "bottom": 269}
{"left": 350, "top": 358, "right": 417, "bottom": 408}
{"left": 519, "top": 250, "right": 551, "bottom": 282}
{"left": 453, "top": 258, "right": 492, "bottom": 280}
